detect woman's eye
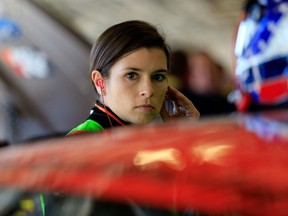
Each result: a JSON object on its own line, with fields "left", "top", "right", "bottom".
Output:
{"left": 153, "top": 73, "right": 166, "bottom": 81}
{"left": 126, "top": 72, "right": 138, "bottom": 80}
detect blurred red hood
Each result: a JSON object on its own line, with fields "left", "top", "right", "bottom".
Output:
{"left": 1, "top": 110, "right": 288, "bottom": 215}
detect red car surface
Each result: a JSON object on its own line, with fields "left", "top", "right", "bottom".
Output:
{"left": 1, "top": 110, "right": 288, "bottom": 215}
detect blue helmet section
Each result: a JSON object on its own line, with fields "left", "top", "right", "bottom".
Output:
{"left": 234, "top": 0, "right": 288, "bottom": 109}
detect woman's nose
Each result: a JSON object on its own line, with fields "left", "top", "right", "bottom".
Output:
{"left": 140, "top": 79, "right": 153, "bottom": 97}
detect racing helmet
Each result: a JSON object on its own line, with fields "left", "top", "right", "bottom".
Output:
{"left": 233, "top": 0, "right": 288, "bottom": 111}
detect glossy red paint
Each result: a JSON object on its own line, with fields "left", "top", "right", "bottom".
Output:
{"left": 1, "top": 110, "right": 288, "bottom": 215}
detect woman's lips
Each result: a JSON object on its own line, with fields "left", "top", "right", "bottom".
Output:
{"left": 136, "top": 104, "right": 155, "bottom": 111}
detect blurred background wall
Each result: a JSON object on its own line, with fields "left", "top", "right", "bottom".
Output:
{"left": 30, "top": 0, "right": 244, "bottom": 70}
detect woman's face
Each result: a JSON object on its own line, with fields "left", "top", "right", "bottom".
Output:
{"left": 104, "top": 47, "right": 168, "bottom": 125}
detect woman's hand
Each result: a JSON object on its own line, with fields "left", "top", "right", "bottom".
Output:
{"left": 160, "top": 86, "right": 200, "bottom": 121}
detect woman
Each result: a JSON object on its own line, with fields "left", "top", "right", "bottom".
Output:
{"left": 68, "top": 20, "right": 199, "bottom": 135}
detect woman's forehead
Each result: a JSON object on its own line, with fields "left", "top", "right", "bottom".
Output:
{"left": 112, "top": 48, "right": 168, "bottom": 69}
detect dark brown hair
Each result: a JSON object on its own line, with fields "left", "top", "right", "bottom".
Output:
{"left": 90, "top": 20, "right": 171, "bottom": 82}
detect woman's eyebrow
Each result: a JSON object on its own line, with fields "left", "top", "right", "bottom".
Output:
{"left": 123, "top": 67, "right": 168, "bottom": 73}
{"left": 155, "top": 69, "right": 168, "bottom": 73}
{"left": 123, "top": 67, "right": 141, "bottom": 71}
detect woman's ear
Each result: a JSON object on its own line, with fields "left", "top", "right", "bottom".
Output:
{"left": 91, "top": 70, "right": 105, "bottom": 95}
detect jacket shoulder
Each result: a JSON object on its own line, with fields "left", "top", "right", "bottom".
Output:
{"left": 67, "top": 119, "right": 104, "bottom": 135}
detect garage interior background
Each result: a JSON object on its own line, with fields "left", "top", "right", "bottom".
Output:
{"left": 0, "top": 0, "right": 244, "bottom": 142}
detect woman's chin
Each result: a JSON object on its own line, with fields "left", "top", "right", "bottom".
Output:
{"left": 133, "top": 116, "right": 156, "bottom": 125}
